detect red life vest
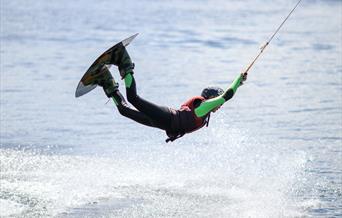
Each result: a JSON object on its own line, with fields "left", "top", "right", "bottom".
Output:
{"left": 166, "top": 96, "right": 210, "bottom": 142}
{"left": 180, "top": 96, "right": 208, "bottom": 131}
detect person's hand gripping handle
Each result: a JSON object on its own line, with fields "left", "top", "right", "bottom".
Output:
{"left": 240, "top": 72, "right": 248, "bottom": 85}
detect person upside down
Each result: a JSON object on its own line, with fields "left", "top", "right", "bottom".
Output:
{"left": 92, "top": 45, "right": 248, "bottom": 142}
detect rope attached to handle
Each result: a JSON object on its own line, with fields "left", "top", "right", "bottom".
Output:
{"left": 242, "top": 0, "right": 303, "bottom": 75}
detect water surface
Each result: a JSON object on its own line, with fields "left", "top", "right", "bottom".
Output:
{"left": 1, "top": 0, "right": 341, "bottom": 217}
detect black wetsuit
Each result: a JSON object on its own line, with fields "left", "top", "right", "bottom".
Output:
{"left": 110, "top": 73, "right": 242, "bottom": 142}
{"left": 112, "top": 76, "right": 174, "bottom": 132}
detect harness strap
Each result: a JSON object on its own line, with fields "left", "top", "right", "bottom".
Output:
{"left": 166, "top": 133, "right": 185, "bottom": 143}
{"left": 165, "top": 113, "right": 211, "bottom": 143}
{"left": 205, "top": 113, "right": 210, "bottom": 127}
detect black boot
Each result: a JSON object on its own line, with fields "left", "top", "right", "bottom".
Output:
{"left": 94, "top": 65, "right": 119, "bottom": 98}
{"left": 110, "top": 44, "right": 135, "bottom": 79}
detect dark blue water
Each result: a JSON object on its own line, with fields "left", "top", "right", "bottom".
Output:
{"left": 1, "top": 0, "right": 341, "bottom": 217}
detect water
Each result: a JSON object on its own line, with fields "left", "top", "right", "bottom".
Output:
{"left": 1, "top": 0, "right": 341, "bottom": 217}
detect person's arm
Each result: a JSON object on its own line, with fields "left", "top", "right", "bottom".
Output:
{"left": 194, "top": 73, "right": 244, "bottom": 117}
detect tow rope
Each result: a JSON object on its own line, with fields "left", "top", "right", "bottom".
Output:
{"left": 242, "top": 0, "right": 303, "bottom": 75}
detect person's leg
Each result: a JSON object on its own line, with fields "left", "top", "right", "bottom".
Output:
{"left": 123, "top": 72, "right": 172, "bottom": 129}
{"left": 111, "top": 45, "right": 173, "bottom": 130}
{"left": 93, "top": 65, "right": 156, "bottom": 128}
{"left": 111, "top": 90, "right": 156, "bottom": 128}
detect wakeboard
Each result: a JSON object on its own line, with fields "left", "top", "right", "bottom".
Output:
{"left": 75, "top": 33, "right": 139, "bottom": 98}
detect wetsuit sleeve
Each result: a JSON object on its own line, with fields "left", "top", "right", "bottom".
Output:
{"left": 194, "top": 74, "right": 243, "bottom": 117}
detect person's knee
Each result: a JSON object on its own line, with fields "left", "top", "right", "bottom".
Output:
{"left": 117, "top": 104, "right": 130, "bottom": 117}
{"left": 126, "top": 91, "right": 139, "bottom": 104}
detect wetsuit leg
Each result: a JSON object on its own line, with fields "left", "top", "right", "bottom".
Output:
{"left": 123, "top": 73, "right": 172, "bottom": 130}
{"left": 112, "top": 90, "right": 156, "bottom": 128}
